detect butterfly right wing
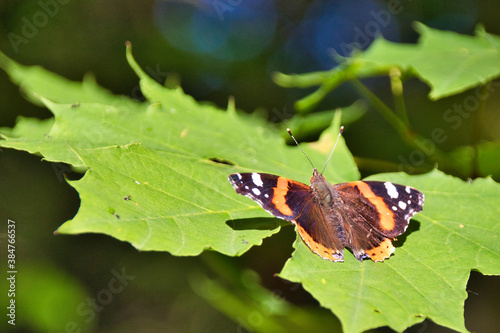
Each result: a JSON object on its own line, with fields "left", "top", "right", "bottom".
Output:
{"left": 333, "top": 181, "right": 424, "bottom": 262}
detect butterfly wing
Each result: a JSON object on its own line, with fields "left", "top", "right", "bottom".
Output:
{"left": 334, "top": 181, "right": 424, "bottom": 261}
{"left": 293, "top": 198, "right": 346, "bottom": 262}
{"left": 229, "top": 172, "right": 346, "bottom": 261}
{"left": 228, "top": 173, "right": 311, "bottom": 220}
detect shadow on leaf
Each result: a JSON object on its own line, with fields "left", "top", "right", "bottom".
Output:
{"left": 393, "top": 219, "right": 421, "bottom": 247}
{"left": 207, "top": 156, "right": 235, "bottom": 166}
{"left": 226, "top": 217, "right": 289, "bottom": 231}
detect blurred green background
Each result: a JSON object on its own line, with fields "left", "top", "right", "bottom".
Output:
{"left": 1, "top": 1, "right": 499, "bottom": 332}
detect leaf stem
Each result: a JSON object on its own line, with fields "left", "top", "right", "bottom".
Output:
{"left": 348, "top": 78, "right": 457, "bottom": 174}
{"left": 294, "top": 69, "right": 347, "bottom": 113}
{"left": 389, "top": 67, "right": 410, "bottom": 126}
{"left": 348, "top": 79, "right": 410, "bottom": 140}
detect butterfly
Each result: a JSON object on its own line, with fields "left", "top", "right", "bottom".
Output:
{"left": 228, "top": 127, "right": 424, "bottom": 262}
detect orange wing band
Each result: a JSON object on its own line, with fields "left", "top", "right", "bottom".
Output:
{"left": 367, "top": 238, "right": 395, "bottom": 262}
{"left": 272, "top": 177, "right": 293, "bottom": 216}
{"left": 355, "top": 182, "right": 395, "bottom": 232}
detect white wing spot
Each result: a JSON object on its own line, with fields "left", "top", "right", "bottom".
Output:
{"left": 405, "top": 186, "right": 411, "bottom": 193}
{"left": 251, "top": 173, "right": 264, "bottom": 187}
{"left": 384, "top": 182, "right": 399, "bottom": 199}
{"left": 264, "top": 193, "right": 269, "bottom": 198}
{"left": 398, "top": 201, "right": 407, "bottom": 210}
{"left": 244, "top": 185, "right": 249, "bottom": 190}
{"left": 392, "top": 206, "right": 398, "bottom": 211}
{"left": 252, "top": 188, "right": 261, "bottom": 196}
{"left": 236, "top": 173, "right": 242, "bottom": 180}
{"left": 418, "top": 194, "right": 425, "bottom": 206}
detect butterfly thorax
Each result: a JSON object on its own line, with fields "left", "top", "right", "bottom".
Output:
{"left": 310, "top": 175, "right": 331, "bottom": 202}
{"left": 310, "top": 170, "right": 341, "bottom": 209}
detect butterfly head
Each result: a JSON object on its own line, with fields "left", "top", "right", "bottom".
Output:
{"left": 310, "top": 168, "right": 328, "bottom": 188}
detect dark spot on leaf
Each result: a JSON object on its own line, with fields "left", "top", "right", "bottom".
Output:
{"left": 123, "top": 195, "right": 131, "bottom": 201}
{"left": 374, "top": 309, "right": 381, "bottom": 313}
{"left": 71, "top": 102, "right": 80, "bottom": 108}
{"left": 108, "top": 208, "right": 120, "bottom": 219}
{"left": 208, "top": 157, "right": 234, "bottom": 166}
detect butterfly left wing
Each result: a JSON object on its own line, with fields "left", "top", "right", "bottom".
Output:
{"left": 229, "top": 172, "right": 346, "bottom": 261}
{"left": 228, "top": 173, "right": 311, "bottom": 220}
{"left": 293, "top": 197, "right": 346, "bottom": 262}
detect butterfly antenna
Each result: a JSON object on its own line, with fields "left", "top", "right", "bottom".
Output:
{"left": 321, "top": 126, "right": 344, "bottom": 174}
{"left": 287, "top": 128, "right": 316, "bottom": 170}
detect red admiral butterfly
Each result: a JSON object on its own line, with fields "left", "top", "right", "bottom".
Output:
{"left": 228, "top": 127, "right": 424, "bottom": 262}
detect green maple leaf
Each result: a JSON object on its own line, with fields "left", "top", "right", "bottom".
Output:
{"left": 280, "top": 170, "right": 500, "bottom": 333}
{"left": 359, "top": 23, "right": 500, "bottom": 100}
{"left": 0, "top": 46, "right": 354, "bottom": 257}
{"left": 0, "top": 47, "right": 286, "bottom": 256}
{"left": 1, "top": 44, "right": 499, "bottom": 333}
{"left": 275, "top": 23, "right": 500, "bottom": 112}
